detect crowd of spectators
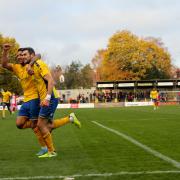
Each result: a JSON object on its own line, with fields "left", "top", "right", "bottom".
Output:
{"left": 59, "top": 93, "right": 91, "bottom": 104}
{"left": 94, "top": 90, "right": 152, "bottom": 102}
{"left": 1, "top": 90, "right": 179, "bottom": 104}
{"left": 58, "top": 90, "right": 156, "bottom": 103}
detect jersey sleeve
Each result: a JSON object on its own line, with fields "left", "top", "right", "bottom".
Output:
{"left": 36, "top": 60, "right": 50, "bottom": 77}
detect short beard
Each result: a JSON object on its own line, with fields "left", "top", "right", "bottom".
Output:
{"left": 20, "top": 62, "right": 25, "bottom": 66}
{"left": 24, "top": 59, "right": 30, "bottom": 65}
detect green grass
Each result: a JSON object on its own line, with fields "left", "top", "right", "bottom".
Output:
{"left": 0, "top": 105, "right": 180, "bottom": 180}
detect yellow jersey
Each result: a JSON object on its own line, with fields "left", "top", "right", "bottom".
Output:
{"left": 2, "top": 91, "right": 12, "bottom": 103}
{"left": 150, "top": 90, "right": 158, "bottom": 99}
{"left": 10, "top": 64, "right": 39, "bottom": 102}
{"left": 32, "top": 59, "right": 59, "bottom": 100}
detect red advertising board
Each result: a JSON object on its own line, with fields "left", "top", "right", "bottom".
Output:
{"left": 70, "top": 104, "right": 79, "bottom": 108}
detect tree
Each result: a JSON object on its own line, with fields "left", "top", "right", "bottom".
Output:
{"left": 58, "top": 61, "right": 94, "bottom": 90}
{"left": 64, "top": 61, "right": 82, "bottom": 89}
{"left": 91, "top": 49, "right": 106, "bottom": 82}
{"left": 80, "top": 64, "right": 93, "bottom": 88}
{"left": 97, "top": 30, "right": 172, "bottom": 81}
{"left": 0, "top": 34, "right": 21, "bottom": 94}
{"left": 0, "top": 35, "right": 19, "bottom": 63}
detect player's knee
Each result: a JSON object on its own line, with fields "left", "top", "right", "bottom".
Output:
{"left": 37, "top": 119, "right": 46, "bottom": 130}
{"left": 37, "top": 121, "right": 42, "bottom": 129}
{"left": 16, "top": 120, "right": 24, "bottom": 129}
{"left": 16, "top": 123, "right": 23, "bottom": 129}
{"left": 31, "top": 120, "right": 37, "bottom": 129}
{"left": 48, "top": 123, "right": 53, "bottom": 132}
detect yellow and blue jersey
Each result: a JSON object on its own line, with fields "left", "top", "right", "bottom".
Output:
{"left": 32, "top": 59, "right": 59, "bottom": 100}
{"left": 31, "top": 59, "right": 59, "bottom": 121}
{"left": 10, "top": 63, "right": 39, "bottom": 102}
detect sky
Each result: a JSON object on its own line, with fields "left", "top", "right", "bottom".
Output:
{"left": 0, "top": 0, "right": 180, "bottom": 67}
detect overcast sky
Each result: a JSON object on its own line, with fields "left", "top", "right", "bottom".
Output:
{"left": 0, "top": 0, "right": 180, "bottom": 67}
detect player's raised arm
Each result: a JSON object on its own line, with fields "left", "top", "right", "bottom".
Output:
{"left": 1, "top": 44, "right": 13, "bottom": 71}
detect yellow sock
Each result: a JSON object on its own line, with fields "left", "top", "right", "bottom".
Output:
{"left": 22, "top": 120, "right": 33, "bottom": 129}
{"left": 33, "top": 127, "right": 46, "bottom": 147}
{"left": 53, "top": 117, "right": 70, "bottom": 129}
{"left": 43, "top": 132, "right": 55, "bottom": 152}
{"left": 2, "top": 109, "right": 5, "bottom": 118}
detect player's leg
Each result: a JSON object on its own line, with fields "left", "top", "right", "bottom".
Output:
{"left": 32, "top": 125, "right": 48, "bottom": 156}
{"left": 29, "top": 98, "right": 48, "bottom": 155}
{"left": 38, "top": 97, "right": 81, "bottom": 158}
{"left": 16, "top": 99, "right": 47, "bottom": 155}
{"left": 52, "top": 113, "right": 81, "bottom": 129}
{"left": 2, "top": 102, "right": 6, "bottom": 118}
{"left": 16, "top": 102, "right": 32, "bottom": 129}
{"left": 155, "top": 99, "right": 158, "bottom": 109}
{"left": 37, "top": 117, "right": 56, "bottom": 158}
{"left": 6, "top": 103, "right": 12, "bottom": 114}
{"left": 51, "top": 98, "right": 81, "bottom": 129}
{"left": 156, "top": 98, "right": 160, "bottom": 109}
{"left": 37, "top": 97, "right": 58, "bottom": 158}
{"left": 153, "top": 99, "right": 156, "bottom": 110}
{"left": 157, "top": 101, "right": 159, "bottom": 108}
{"left": 16, "top": 116, "right": 30, "bottom": 129}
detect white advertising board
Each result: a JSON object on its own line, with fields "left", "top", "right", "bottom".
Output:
{"left": 125, "top": 101, "right": 153, "bottom": 107}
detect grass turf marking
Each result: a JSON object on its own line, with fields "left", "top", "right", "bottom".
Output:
{"left": 92, "top": 121, "right": 180, "bottom": 169}
{"left": 1, "top": 170, "right": 180, "bottom": 180}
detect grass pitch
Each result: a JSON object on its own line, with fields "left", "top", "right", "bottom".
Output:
{"left": 0, "top": 105, "right": 180, "bottom": 180}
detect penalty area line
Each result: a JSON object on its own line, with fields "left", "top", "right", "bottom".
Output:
{"left": 1, "top": 170, "right": 180, "bottom": 180}
{"left": 92, "top": 121, "right": 180, "bottom": 169}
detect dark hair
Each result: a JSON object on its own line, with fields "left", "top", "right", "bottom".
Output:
{"left": 17, "top": 48, "right": 24, "bottom": 52}
{"left": 23, "top": 47, "right": 35, "bottom": 55}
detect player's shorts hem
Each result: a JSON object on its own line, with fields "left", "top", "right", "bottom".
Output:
{"left": 29, "top": 117, "right": 38, "bottom": 121}
{"left": 18, "top": 115, "right": 28, "bottom": 117}
{"left": 39, "top": 115, "right": 53, "bottom": 121}
{"left": 17, "top": 115, "right": 29, "bottom": 118}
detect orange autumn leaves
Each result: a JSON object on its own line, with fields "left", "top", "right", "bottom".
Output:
{"left": 92, "top": 31, "right": 172, "bottom": 81}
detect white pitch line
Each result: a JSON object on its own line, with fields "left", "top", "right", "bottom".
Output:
{"left": 92, "top": 121, "right": 180, "bottom": 169}
{"left": 1, "top": 171, "right": 180, "bottom": 180}
{"left": 104, "top": 118, "right": 171, "bottom": 122}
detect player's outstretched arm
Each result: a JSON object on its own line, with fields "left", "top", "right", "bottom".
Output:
{"left": 1, "top": 44, "right": 13, "bottom": 71}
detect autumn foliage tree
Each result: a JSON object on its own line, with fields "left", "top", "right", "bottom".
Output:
{"left": 92, "top": 49, "right": 106, "bottom": 83}
{"left": 93, "top": 30, "right": 172, "bottom": 81}
{"left": 0, "top": 34, "right": 22, "bottom": 94}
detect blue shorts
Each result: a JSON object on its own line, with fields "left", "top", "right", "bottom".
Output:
{"left": 152, "top": 99, "right": 157, "bottom": 103}
{"left": 18, "top": 98, "right": 40, "bottom": 120}
{"left": 39, "top": 96, "right": 58, "bottom": 121}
